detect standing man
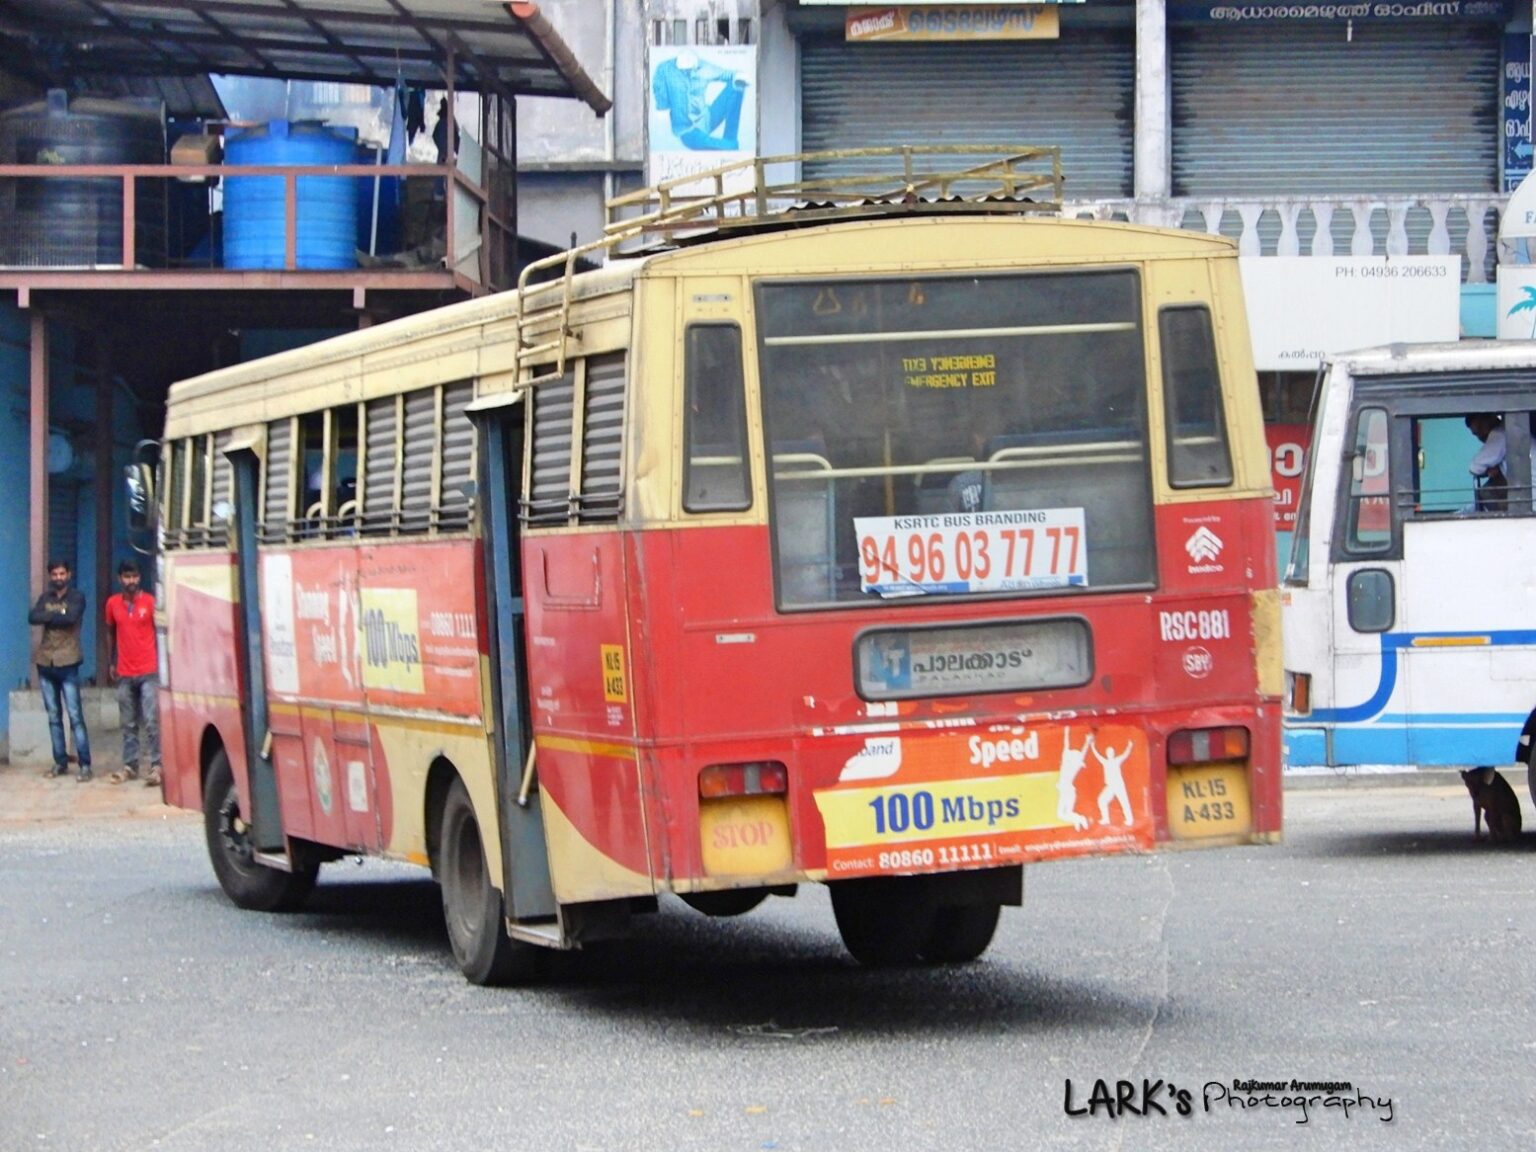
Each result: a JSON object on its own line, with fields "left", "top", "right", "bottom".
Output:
{"left": 29, "top": 559, "right": 92, "bottom": 781}
{"left": 104, "top": 560, "right": 161, "bottom": 787}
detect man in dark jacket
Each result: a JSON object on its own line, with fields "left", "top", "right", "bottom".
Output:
{"left": 28, "top": 559, "right": 92, "bottom": 781}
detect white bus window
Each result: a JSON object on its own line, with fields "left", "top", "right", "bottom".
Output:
{"left": 1159, "top": 306, "right": 1233, "bottom": 488}
{"left": 1343, "top": 407, "right": 1392, "bottom": 555}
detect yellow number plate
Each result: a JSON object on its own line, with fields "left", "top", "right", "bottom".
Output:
{"left": 699, "top": 795, "right": 792, "bottom": 876}
{"left": 1166, "top": 764, "right": 1251, "bottom": 840}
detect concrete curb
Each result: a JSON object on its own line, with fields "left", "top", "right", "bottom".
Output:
{"left": 0, "top": 757, "right": 192, "bottom": 828}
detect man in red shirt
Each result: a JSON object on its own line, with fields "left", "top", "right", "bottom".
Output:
{"left": 104, "top": 560, "right": 161, "bottom": 787}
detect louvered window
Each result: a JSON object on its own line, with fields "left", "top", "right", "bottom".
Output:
{"left": 186, "top": 434, "right": 209, "bottom": 546}
{"left": 209, "top": 429, "right": 233, "bottom": 547}
{"left": 361, "top": 395, "right": 399, "bottom": 535}
{"left": 578, "top": 354, "right": 626, "bottom": 523}
{"left": 164, "top": 438, "right": 186, "bottom": 548}
{"left": 261, "top": 418, "right": 292, "bottom": 543}
{"left": 438, "top": 381, "right": 475, "bottom": 531}
{"left": 526, "top": 368, "right": 575, "bottom": 524}
{"left": 399, "top": 388, "right": 437, "bottom": 533}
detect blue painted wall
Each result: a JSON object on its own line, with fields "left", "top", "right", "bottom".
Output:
{"left": 0, "top": 304, "right": 155, "bottom": 745}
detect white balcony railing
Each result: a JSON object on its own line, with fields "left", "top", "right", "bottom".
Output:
{"left": 1063, "top": 193, "right": 1509, "bottom": 283}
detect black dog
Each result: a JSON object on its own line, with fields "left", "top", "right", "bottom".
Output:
{"left": 1460, "top": 768, "right": 1522, "bottom": 843}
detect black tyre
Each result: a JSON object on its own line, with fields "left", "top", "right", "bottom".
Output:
{"left": 438, "top": 777, "right": 539, "bottom": 986}
{"left": 679, "top": 888, "right": 770, "bottom": 917}
{"left": 830, "top": 878, "right": 936, "bottom": 966}
{"left": 1527, "top": 742, "right": 1536, "bottom": 815}
{"left": 920, "top": 902, "right": 1002, "bottom": 964}
{"left": 203, "top": 748, "right": 318, "bottom": 912}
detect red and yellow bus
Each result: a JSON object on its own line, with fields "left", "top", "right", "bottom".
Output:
{"left": 143, "top": 148, "right": 1281, "bottom": 983}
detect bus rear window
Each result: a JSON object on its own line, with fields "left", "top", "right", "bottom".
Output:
{"left": 756, "top": 271, "right": 1153, "bottom": 608}
{"left": 1159, "top": 306, "right": 1233, "bottom": 488}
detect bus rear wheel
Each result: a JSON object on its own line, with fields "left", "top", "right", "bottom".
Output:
{"left": 920, "top": 902, "right": 1001, "bottom": 964}
{"left": 438, "top": 777, "right": 539, "bottom": 986}
{"left": 830, "top": 878, "right": 936, "bottom": 966}
{"left": 203, "top": 749, "right": 318, "bottom": 912}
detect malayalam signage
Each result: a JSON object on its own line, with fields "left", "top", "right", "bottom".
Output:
{"left": 1503, "top": 34, "right": 1532, "bottom": 193}
{"left": 1265, "top": 424, "right": 1311, "bottom": 533}
{"left": 1238, "top": 256, "right": 1460, "bottom": 372}
{"left": 846, "top": 5, "right": 1060, "bottom": 40}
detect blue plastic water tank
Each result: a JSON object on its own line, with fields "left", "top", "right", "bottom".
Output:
{"left": 224, "top": 120, "right": 358, "bottom": 270}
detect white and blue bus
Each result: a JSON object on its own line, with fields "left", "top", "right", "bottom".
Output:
{"left": 1282, "top": 342, "right": 1536, "bottom": 801}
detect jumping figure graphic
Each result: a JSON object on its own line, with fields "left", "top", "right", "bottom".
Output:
{"left": 1056, "top": 730, "right": 1093, "bottom": 831}
{"left": 1094, "top": 740, "right": 1135, "bottom": 826}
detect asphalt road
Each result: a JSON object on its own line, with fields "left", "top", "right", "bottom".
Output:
{"left": 2, "top": 785, "right": 1534, "bottom": 1152}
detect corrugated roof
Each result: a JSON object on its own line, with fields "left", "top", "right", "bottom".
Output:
{"left": 0, "top": 0, "right": 609, "bottom": 113}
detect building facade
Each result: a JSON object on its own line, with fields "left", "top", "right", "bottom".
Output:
{"left": 514, "top": 0, "right": 1527, "bottom": 572}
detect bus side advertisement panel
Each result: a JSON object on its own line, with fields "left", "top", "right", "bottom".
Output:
{"left": 810, "top": 723, "right": 1155, "bottom": 879}
{"left": 260, "top": 542, "right": 484, "bottom": 716}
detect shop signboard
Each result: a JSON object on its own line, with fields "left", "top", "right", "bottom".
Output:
{"left": 845, "top": 5, "right": 1060, "bottom": 40}
{"left": 1239, "top": 256, "right": 1459, "bottom": 372}
{"left": 1504, "top": 34, "right": 1532, "bottom": 193}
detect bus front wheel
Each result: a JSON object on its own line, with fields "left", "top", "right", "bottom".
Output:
{"left": 438, "top": 778, "right": 539, "bottom": 986}
{"left": 203, "top": 749, "right": 318, "bottom": 912}
{"left": 830, "top": 878, "right": 936, "bottom": 966}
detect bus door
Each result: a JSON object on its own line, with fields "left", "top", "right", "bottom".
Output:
{"left": 225, "top": 440, "right": 287, "bottom": 853}
{"left": 1326, "top": 401, "right": 1410, "bottom": 766}
{"left": 1395, "top": 402, "right": 1534, "bottom": 765}
{"left": 470, "top": 395, "right": 556, "bottom": 922}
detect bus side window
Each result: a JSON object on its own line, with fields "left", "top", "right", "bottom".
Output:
{"left": 209, "top": 429, "right": 233, "bottom": 547}
{"left": 361, "top": 395, "right": 400, "bottom": 535}
{"left": 437, "top": 382, "right": 475, "bottom": 531}
{"left": 164, "top": 438, "right": 187, "bottom": 549}
{"left": 578, "top": 354, "right": 626, "bottom": 523}
{"left": 399, "top": 388, "right": 438, "bottom": 533}
{"left": 186, "top": 434, "right": 210, "bottom": 545}
{"left": 683, "top": 324, "right": 751, "bottom": 512}
{"left": 261, "top": 417, "right": 294, "bottom": 544}
{"left": 1343, "top": 407, "right": 1392, "bottom": 555}
{"left": 1159, "top": 305, "right": 1233, "bottom": 488}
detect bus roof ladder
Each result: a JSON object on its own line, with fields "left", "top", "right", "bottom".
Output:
{"left": 514, "top": 145, "right": 1064, "bottom": 385}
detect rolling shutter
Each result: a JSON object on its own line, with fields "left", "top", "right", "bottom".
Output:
{"left": 1172, "top": 21, "right": 1498, "bottom": 197}
{"left": 800, "top": 31, "right": 1133, "bottom": 199}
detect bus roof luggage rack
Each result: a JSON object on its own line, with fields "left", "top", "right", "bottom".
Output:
{"left": 515, "top": 145, "right": 1063, "bottom": 390}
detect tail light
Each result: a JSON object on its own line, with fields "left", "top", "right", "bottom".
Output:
{"left": 1286, "top": 671, "right": 1311, "bottom": 716}
{"left": 1167, "top": 726, "right": 1249, "bottom": 766}
{"left": 699, "top": 761, "right": 788, "bottom": 799}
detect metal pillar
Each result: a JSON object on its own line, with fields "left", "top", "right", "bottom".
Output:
{"left": 1134, "top": 0, "right": 1171, "bottom": 201}
{"left": 95, "top": 337, "right": 114, "bottom": 678}
{"left": 29, "top": 311, "right": 47, "bottom": 599}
